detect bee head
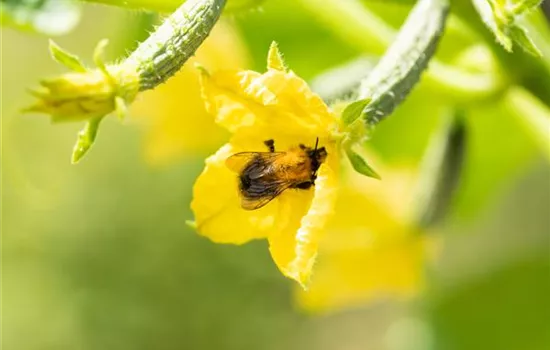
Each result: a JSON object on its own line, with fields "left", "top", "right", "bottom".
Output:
{"left": 308, "top": 138, "right": 328, "bottom": 172}
{"left": 312, "top": 146, "right": 327, "bottom": 164}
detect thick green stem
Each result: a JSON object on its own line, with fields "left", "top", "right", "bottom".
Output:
{"left": 126, "top": 0, "right": 227, "bottom": 90}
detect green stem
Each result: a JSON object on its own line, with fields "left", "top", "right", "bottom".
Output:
{"left": 502, "top": 86, "right": 550, "bottom": 160}
{"left": 297, "top": 0, "right": 505, "bottom": 104}
{"left": 81, "top": 0, "right": 262, "bottom": 12}
{"left": 297, "top": 0, "right": 394, "bottom": 55}
{"left": 412, "top": 109, "right": 467, "bottom": 229}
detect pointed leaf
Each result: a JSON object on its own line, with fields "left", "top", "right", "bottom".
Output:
{"left": 185, "top": 220, "right": 198, "bottom": 230}
{"left": 512, "top": 0, "right": 544, "bottom": 15}
{"left": 49, "top": 40, "right": 86, "bottom": 72}
{"left": 71, "top": 117, "right": 103, "bottom": 164}
{"left": 345, "top": 147, "right": 381, "bottom": 179}
{"left": 472, "top": 0, "right": 513, "bottom": 51}
{"left": 93, "top": 39, "right": 110, "bottom": 75}
{"left": 114, "top": 96, "right": 127, "bottom": 120}
{"left": 341, "top": 98, "right": 371, "bottom": 125}
{"left": 509, "top": 25, "right": 542, "bottom": 57}
{"left": 267, "top": 41, "right": 287, "bottom": 71}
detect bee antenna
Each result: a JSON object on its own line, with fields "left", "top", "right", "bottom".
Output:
{"left": 314, "top": 137, "right": 319, "bottom": 151}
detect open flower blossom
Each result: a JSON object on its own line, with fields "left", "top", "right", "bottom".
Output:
{"left": 190, "top": 43, "right": 342, "bottom": 287}
{"left": 294, "top": 161, "right": 438, "bottom": 312}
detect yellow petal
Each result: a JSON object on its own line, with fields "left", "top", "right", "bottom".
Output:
{"left": 268, "top": 153, "right": 339, "bottom": 288}
{"left": 200, "top": 59, "right": 338, "bottom": 139}
{"left": 200, "top": 69, "right": 274, "bottom": 133}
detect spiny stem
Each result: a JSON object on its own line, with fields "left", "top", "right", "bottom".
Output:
{"left": 127, "top": 0, "right": 227, "bottom": 90}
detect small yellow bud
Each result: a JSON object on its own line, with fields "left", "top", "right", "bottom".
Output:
{"left": 24, "top": 64, "right": 139, "bottom": 123}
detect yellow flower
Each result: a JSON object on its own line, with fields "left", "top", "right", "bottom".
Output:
{"left": 131, "top": 21, "right": 249, "bottom": 164}
{"left": 190, "top": 43, "right": 342, "bottom": 287}
{"left": 295, "top": 161, "right": 437, "bottom": 313}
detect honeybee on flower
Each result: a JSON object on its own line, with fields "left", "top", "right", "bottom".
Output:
{"left": 226, "top": 138, "right": 328, "bottom": 210}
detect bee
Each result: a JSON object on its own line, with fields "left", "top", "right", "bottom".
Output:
{"left": 226, "top": 138, "right": 328, "bottom": 210}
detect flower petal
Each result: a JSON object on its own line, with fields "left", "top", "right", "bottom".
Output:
{"left": 199, "top": 55, "right": 338, "bottom": 138}
{"left": 268, "top": 154, "right": 339, "bottom": 288}
{"left": 200, "top": 69, "right": 276, "bottom": 133}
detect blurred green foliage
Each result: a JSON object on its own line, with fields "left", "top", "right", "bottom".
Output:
{"left": 1, "top": 0, "right": 81, "bottom": 35}
{"left": 2, "top": 1, "right": 549, "bottom": 349}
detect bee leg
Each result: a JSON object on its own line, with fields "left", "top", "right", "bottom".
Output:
{"left": 295, "top": 181, "right": 313, "bottom": 190}
{"left": 264, "top": 139, "right": 275, "bottom": 152}
{"left": 299, "top": 144, "right": 306, "bottom": 150}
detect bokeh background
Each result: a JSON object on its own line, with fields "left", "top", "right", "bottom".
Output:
{"left": 2, "top": 1, "right": 549, "bottom": 349}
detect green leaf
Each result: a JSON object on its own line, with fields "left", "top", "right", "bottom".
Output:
{"left": 512, "top": 0, "right": 544, "bottom": 15}
{"left": 93, "top": 39, "right": 110, "bottom": 76}
{"left": 114, "top": 96, "right": 128, "bottom": 120}
{"left": 472, "top": 0, "right": 543, "bottom": 56}
{"left": 472, "top": 0, "right": 513, "bottom": 51}
{"left": 71, "top": 117, "right": 103, "bottom": 164}
{"left": 345, "top": 146, "right": 381, "bottom": 179}
{"left": 1, "top": 0, "right": 81, "bottom": 36}
{"left": 341, "top": 98, "right": 371, "bottom": 125}
{"left": 49, "top": 40, "right": 86, "bottom": 72}
{"left": 185, "top": 220, "right": 197, "bottom": 230}
{"left": 508, "top": 24, "right": 542, "bottom": 57}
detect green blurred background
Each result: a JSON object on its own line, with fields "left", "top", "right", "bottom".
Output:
{"left": 2, "top": 1, "right": 549, "bottom": 349}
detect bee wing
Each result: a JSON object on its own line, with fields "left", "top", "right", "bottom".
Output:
{"left": 225, "top": 152, "right": 284, "bottom": 177}
{"left": 241, "top": 179, "right": 293, "bottom": 210}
